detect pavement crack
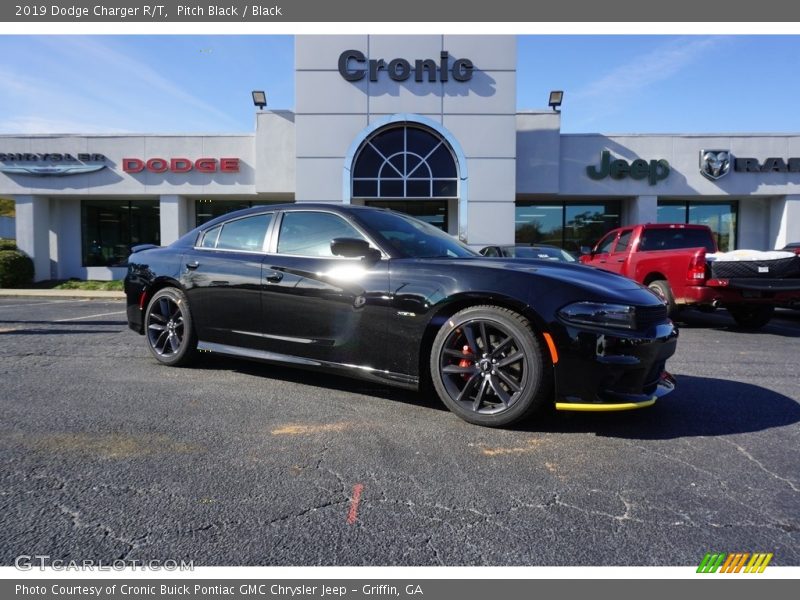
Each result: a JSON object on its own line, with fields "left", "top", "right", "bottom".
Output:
{"left": 719, "top": 438, "right": 800, "bottom": 493}
{"left": 424, "top": 536, "right": 444, "bottom": 566}
{"left": 56, "top": 503, "right": 147, "bottom": 560}
{"left": 265, "top": 499, "right": 350, "bottom": 527}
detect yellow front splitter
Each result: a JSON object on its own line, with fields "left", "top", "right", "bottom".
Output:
{"left": 555, "top": 398, "right": 656, "bottom": 412}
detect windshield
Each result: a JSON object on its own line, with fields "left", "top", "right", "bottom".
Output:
{"left": 511, "top": 246, "right": 576, "bottom": 262}
{"left": 354, "top": 209, "right": 478, "bottom": 259}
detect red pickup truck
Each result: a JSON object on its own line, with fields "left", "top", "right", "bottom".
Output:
{"left": 579, "top": 223, "right": 800, "bottom": 329}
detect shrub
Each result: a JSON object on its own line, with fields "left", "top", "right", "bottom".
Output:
{"left": 0, "top": 250, "right": 34, "bottom": 288}
{"left": 0, "top": 238, "right": 16, "bottom": 251}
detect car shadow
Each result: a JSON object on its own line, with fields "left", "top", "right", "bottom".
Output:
{"left": 674, "top": 308, "right": 800, "bottom": 337}
{"left": 193, "top": 353, "right": 448, "bottom": 412}
{"left": 188, "top": 357, "right": 800, "bottom": 434}
{"left": 521, "top": 374, "right": 800, "bottom": 439}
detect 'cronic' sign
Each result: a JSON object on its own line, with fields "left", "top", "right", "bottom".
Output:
{"left": 338, "top": 50, "right": 473, "bottom": 83}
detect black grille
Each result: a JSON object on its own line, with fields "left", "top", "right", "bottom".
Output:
{"left": 635, "top": 305, "right": 669, "bottom": 330}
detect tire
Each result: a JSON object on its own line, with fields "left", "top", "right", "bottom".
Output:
{"left": 144, "top": 287, "right": 197, "bottom": 366}
{"left": 728, "top": 305, "right": 774, "bottom": 330}
{"left": 429, "top": 305, "right": 551, "bottom": 427}
{"left": 647, "top": 280, "right": 677, "bottom": 317}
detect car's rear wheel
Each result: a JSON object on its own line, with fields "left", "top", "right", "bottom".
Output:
{"left": 430, "top": 305, "right": 551, "bottom": 427}
{"left": 728, "top": 305, "right": 774, "bottom": 330}
{"left": 145, "top": 287, "right": 197, "bottom": 366}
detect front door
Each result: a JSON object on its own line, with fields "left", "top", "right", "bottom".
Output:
{"left": 260, "top": 209, "right": 391, "bottom": 368}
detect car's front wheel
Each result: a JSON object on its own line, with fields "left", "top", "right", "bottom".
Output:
{"left": 145, "top": 287, "right": 197, "bottom": 366}
{"left": 430, "top": 305, "right": 551, "bottom": 427}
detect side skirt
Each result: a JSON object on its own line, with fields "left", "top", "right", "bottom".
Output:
{"left": 197, "top": 341, "right": 419, "bottom": 390}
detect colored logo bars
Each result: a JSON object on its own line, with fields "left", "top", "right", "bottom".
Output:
{"left": 697, "top": 552, "right": 773, "bottom": 573}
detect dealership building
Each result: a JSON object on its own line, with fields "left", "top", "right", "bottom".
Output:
{"left": 2, "top": 35, "right": 800, "bottom": 281}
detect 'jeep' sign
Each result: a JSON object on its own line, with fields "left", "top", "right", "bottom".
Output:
{"left": 587, "top": 150, "right": 670, "bottom": 185}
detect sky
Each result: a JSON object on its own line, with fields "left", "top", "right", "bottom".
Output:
{"left": 1, "top": 35, "right": 800, "bottom": 135}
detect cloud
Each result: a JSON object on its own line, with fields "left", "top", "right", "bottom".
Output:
{"left": 570, "top": 36, "right": 726, "bottom": 127}
{"left": 2, "top": 116, "right": 130, "bottom": 135}
{"left": 0, "top": 36, "right": 242, "bottom": 134}
{"left": 44, "top": 37, "right": 240, "bottom": 127}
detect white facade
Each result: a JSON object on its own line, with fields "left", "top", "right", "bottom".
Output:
{"left": 0, "top": 34, "right": 798, "bottom": 281}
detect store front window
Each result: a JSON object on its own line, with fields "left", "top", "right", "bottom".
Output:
{"left": 515, "top": 200, "right": 621, "bottom": 255}
{"left": 352, "top": 124, "right": 457, "bottom": 234}
{"left": 657, "top": 200, "right": 738, "bottom": 251}
{"left": 81, "top": 200, "right": 160, "bottom": 267}
{"left": 351, "top": 125, "right": 458, "bottom": 200}
{"left": 195, "top": 199, "right": 283, "bottom": 226}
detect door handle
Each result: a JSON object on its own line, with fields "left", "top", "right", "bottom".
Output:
{"left": 598, "top": 260, "right": 607, "bottom": 264}
{"left": 615, "top": 258, "right": 625, "bottom": 263}
{"left": 265, "top": 272, "right": 283, "bottom": 283}
{"left": 185, "top": 261, "right": 200, "bottom": 270}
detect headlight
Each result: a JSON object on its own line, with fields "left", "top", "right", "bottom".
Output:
{"left": 558, "top": 302, "right": 636, "bottom": 330}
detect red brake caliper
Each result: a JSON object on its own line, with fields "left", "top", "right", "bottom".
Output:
{"left": 458, "top": 344, "right": 474, "bottom": 380}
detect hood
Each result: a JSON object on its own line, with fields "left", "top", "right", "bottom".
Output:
{"left": 437, "top": 257, "right": 645, "bottom": 293}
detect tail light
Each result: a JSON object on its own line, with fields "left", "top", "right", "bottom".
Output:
{"left": 686, "top": 253, "right": 707, "bottom": 286}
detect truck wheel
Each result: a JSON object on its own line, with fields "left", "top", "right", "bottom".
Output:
{"left": 728, "top": 305, "right": 774, "bottom": 330}
{"left": 647, "top": 280, "right": 677, "bottom": 317}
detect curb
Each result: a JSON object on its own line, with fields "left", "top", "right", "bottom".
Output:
{"left": 0, "top": 289, "right": 125, "bottom": 300}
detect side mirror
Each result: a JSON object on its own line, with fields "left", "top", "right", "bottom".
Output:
{"left": 331, "top": 237, "right": 380, "bottom": 260}
{"left": 580, "top": 246, "right": 593, "bottom": 256}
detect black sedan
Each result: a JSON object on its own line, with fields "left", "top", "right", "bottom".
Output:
{"left": 125, "top": 204, "right": 677, "bottom": 427}
{"left": 480, "top": 244, "right": 577, "bottom": 262}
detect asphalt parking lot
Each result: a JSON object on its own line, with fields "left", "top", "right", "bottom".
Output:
{"left": 1, "top": 298, "right": 798, "bottom": 566}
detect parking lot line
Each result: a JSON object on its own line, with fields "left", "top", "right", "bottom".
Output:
{"left": 54, "top": 310, "right": 126, "bottom": 322}
{"left": 0, "top": 300, "right": 91, "bottom": 309}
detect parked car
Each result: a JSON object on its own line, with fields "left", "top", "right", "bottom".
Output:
{"left": 125, "top": 204, "right": 677, "bottom": 427}
{"left": 479, "top": 244, "right": 576, "bottom": 262}
{"left": 580, "top": 223, "right": 800, "bottom": 329}
{"left": 782, "top": 242, "right": 800, "bottom": 255}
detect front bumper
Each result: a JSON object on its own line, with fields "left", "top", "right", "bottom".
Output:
{"left": 552, "top": 321, "right": 678, "bottom": 410}
{"left": 555, "top": 371, "right": 675, "bottom": 411}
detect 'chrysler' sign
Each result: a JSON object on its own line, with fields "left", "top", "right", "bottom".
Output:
{"left": 0, "top": 153, "right": 108, "bottom": 176}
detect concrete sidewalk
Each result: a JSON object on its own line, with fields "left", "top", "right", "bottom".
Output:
{"left": 0, "top": 289, "right": 125, "bottom": 300}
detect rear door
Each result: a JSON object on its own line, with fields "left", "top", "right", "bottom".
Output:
{"left": 181, "top": 212, "right": 275, "bottom": 347}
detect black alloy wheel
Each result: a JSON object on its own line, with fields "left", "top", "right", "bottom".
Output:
{"left": 430, "top": 305, "right": 550, "bottom": 427}
{"left": 145, "top": 287, "right": 197, "bottom": 366}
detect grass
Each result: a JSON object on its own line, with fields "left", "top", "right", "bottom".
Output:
{"left": 53, "top": 279, "right": 124, "bottom": 291}
{"left": 19, "top": 279, "right": 124, "bottom": 291}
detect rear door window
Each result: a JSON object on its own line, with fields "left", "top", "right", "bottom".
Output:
{"left": 203, "top": 213, "right": 273, "bottom": 252}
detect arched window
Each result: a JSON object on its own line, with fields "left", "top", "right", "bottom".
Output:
{"left": 351, "top": 125, "right": 458, "bottom": 199}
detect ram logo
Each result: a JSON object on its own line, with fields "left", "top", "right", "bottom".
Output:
{"left": 700, "top": 149, "right": 732, "bottom": 180}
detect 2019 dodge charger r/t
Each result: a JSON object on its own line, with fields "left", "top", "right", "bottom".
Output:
{"left": 125, "top": 204, "right": 678, "bottom": 427}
